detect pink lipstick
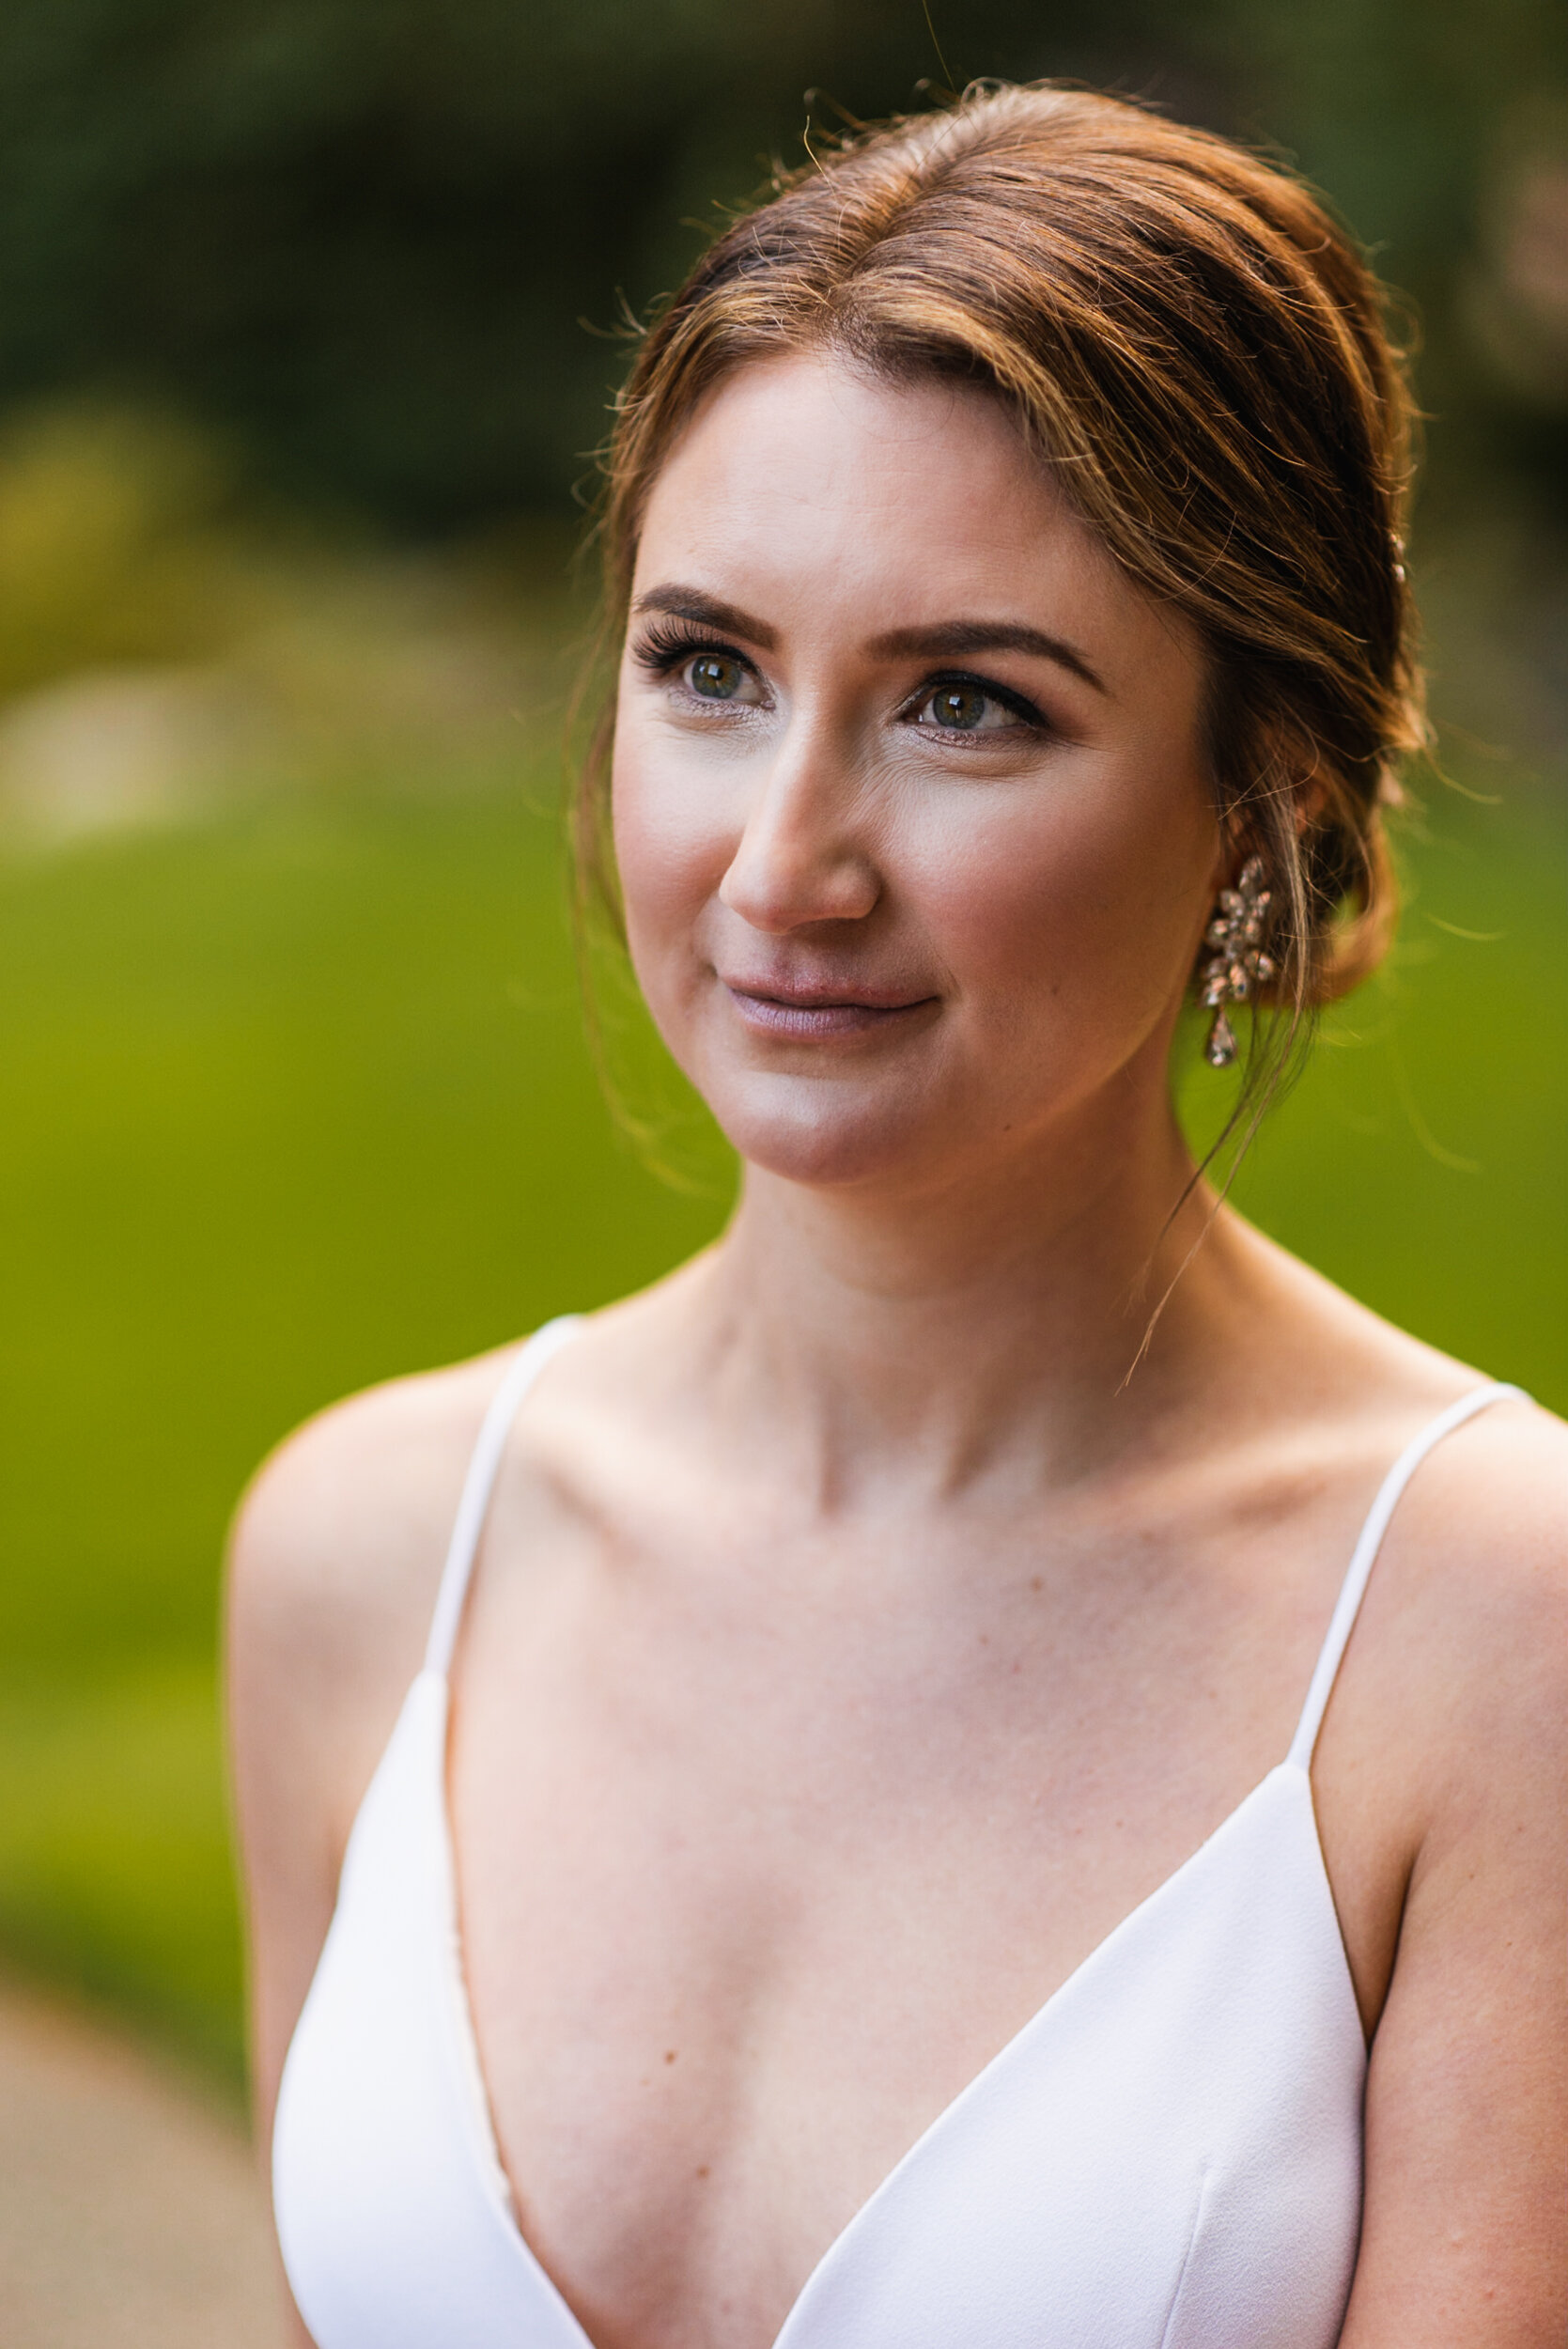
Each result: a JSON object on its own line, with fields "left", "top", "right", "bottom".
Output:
{"left": 722, "top": 978, "right": 938, "bottom": 1040}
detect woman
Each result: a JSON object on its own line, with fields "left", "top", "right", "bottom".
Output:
{"left": 230, "top": 84, "right": 1564, "bottom": 2349}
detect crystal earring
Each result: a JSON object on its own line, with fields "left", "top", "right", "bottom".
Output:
{"left": 1200, "top": 856, "right": 1275, "bottom": 1068}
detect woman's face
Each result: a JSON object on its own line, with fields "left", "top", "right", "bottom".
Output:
{"left": 612, "top": 355, "right": 1221, "bottom": 1195}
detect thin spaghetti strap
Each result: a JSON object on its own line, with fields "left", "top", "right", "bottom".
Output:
{"left": 1286, "top": 1381, "right": 1528, "bottom": 1770}
{"left": 422, "top": 1315, "right": 583, "bottom": 1678}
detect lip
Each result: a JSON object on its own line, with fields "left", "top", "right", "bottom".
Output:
{"left": 721, "top": 976, "right": 939, "bottom": 1040}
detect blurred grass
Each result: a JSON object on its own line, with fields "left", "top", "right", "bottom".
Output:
{"left": 0, "top": 1661, "right": 236, "bottom": 2076}
{"left": 0, "top": 754, "right": 1560, "bottom": 2098}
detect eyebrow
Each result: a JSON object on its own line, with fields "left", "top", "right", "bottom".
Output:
{"left": 632, "top": 585, "right": 1107, "bottom": 695}
{"left": 862, "top": 619, "right": 1108, "bottom": 694}
{"left": 632, "top": 585, "right": 778, "bottom": 651}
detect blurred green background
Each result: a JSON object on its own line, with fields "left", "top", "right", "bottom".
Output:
{"left": 0, "top": 0, "right": 1561, "bottom": 2100}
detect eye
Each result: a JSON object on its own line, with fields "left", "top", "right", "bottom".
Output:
{"left": 909, "top": 677, "right": 1040, "bottom": 734}
{"left": 630, "top": 621, "right": 768, "bottom": 708}
{"left": 686, "top": 652, "right": 752, "bottom": 702}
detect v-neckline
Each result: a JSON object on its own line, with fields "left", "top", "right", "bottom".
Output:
{"left": 435, "top": 1701, "right": 1343, "bottom": 2349}
{"left": 379, "top": 1354, "right": 1513, "bottom": 2349}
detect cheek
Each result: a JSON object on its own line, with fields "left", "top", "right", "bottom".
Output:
{"left": 610, "top": 720, "right": 725, "bottom": 979}
{"left": 909, "top": 770, "right": 1214, "bottom": 1042}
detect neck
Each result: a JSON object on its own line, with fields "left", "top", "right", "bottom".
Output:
{"left": 689, "top": 1083, "right": 1250, "bottom": 1504}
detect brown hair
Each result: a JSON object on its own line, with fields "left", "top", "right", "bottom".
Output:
{"left": 577, "top": 80, "right": 1423, "bottom": 1089}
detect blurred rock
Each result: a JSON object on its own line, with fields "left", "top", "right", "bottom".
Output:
{"left": 0, "top": 665, "right": 272, "bottom": 843}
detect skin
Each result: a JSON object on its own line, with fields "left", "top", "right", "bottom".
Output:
{"left": 229, "top": 356, "right": 1566, "bottom": 2349}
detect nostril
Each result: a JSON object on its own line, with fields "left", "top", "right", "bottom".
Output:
{"left": 718, "top": 832, "right": 879, "bottom": 931}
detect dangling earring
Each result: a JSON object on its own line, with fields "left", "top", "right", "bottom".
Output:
{"left": 1200, "top": 856, "right": 1275, "bottom": 1068}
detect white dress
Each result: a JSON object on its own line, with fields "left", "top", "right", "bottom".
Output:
{"left": 272, "top": 1317, "right": 1521, "bottom": 2348}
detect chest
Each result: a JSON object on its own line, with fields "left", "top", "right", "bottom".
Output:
{"left": 442, "top": 1504, "right": 1349, "bottom": 2348}
{"left": 276, "top": 1665, "right": 1367, "bottom": 2349}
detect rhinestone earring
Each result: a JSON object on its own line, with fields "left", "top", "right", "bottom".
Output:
{"left": 1200, "top": 856, "right": 1275, "bottom": 1068}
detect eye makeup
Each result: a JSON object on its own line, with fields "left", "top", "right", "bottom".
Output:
{"left": 631, "top": 617, "right": 758, "bottom": 682}
{"left": 628, "top": 620, "right": 1058, "bottom": 741}
{"left": 900, "top": 672, "right": 1050, "bottom": 735}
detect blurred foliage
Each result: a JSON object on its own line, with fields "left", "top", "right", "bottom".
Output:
{"left": 0, "top": 401, "right": 257, "bottom": 700}
{"left": 0, "top": 0, "right": 1560, "bottom": 527}
{"left": 0, "top": 395, "right": 587, "bottom": 842}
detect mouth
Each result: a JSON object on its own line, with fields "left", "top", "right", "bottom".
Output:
{"left": 721, "top": 977, "right": 939, "bottom": 1041}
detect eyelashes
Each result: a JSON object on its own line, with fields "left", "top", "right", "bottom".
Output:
{"left": 629, "top": 619, "right": 1052, "bottom": 736}
{"left": 908, "top": 675, "right": 1048, "bottom": 732}
{"left": 631, "top": 618, "right": 750, "bottom": 680}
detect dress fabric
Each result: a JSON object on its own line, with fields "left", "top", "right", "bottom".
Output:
{"left": 272, "top": 1319, "right": 1521, "bottom": 2349}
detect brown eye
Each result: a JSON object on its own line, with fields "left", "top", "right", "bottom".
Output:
{"left": 688, "top": 654, "right": 747, "bottom": 700}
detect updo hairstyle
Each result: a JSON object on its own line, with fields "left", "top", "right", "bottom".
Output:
{"left": 579, "top": 82, "right": 1424, "bottom": 1065}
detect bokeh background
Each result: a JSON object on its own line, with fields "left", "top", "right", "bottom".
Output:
{"left": 0, "top": 0, "right": 1562, "bottom": 2104}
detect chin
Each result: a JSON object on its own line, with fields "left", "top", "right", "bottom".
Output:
{"left": 710, "top": 1075, "right": 940, "bottom": 1192}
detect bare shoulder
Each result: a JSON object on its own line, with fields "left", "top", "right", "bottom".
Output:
{"left": 1328, "top": 1382, "right": 1567, "bottom": 1975}
{"left": 1389, "top": 1390, "right": 1568, "bottom": 1780}
{"left": 230, "top": 1349, "right": 518, "bottom": 1642}
{"left": 1246, "top": 1252, "right": 1567, "bottom": 2333}
{"left": 226, "top": 1346, "right": 525, "bottom": 1807}
{"left": 1235, "top": 1217, "right": 1565, "bottom": 1786}
{"left": 1413, "top": 1383, "right": 1568, "bottom": 1568}
{"left": 1240, "top": 1219, "right": 1563, "bottom": 1595}
{"left": 225, "top": 1345, "right": 526, "bottom": 1882}
{"left": 1337, "top": 1393, "right": 1567, "bottom": 2343}
{"left": 226, "top": 1340, "right": 543, "bottom": 2138}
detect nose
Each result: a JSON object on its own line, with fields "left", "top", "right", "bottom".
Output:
{"left": 717, "top": 723, "right": 881, "bottom": 934}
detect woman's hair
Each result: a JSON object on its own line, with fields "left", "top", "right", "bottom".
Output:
{"left": 577, "top": 80, "right": 1423, "bottom": 1082}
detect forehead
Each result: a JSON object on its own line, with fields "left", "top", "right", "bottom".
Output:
{"left": 631, "top": 353, "right": 1187, "bottom": 677}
